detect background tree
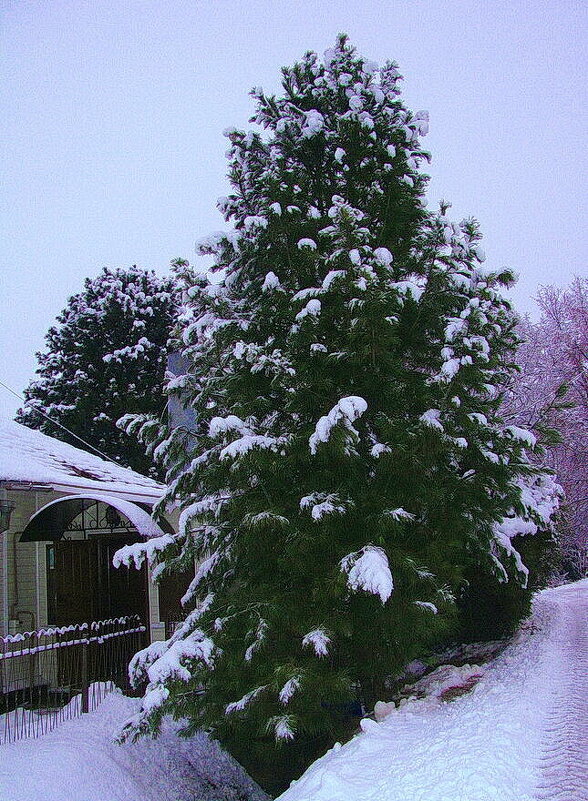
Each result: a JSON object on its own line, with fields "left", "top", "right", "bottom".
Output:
{"left": 504, "top": 277, "right": 588, "bottom": 576}
{"left": 17, "top": 265, "right": 181, "bottom": 476}
{"left": 117, "top": 38, "right": 559, "bottom": 792}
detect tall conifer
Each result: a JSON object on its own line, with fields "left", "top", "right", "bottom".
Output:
{"left": 121, "top": 37, "right": 559, "bottom": 758}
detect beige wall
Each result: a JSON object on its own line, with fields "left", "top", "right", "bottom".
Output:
{"left": 1, "top": 488, "right": 174, "bottom": 642}
{"left": 1, "top": 488, "right": 53, "bottom": 636}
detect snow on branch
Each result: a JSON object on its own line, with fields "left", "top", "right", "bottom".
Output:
{"left": 299, "top": 492, "right": 351, "bottom": 521}
{"left": 414, "top": 601, "right": 438, "bottom": 614}
{"left": 262, "top": 271, "right": 282, "bottom": 292}
{"left": 371, "top": 442, "right": 391, "bottom": 458}
{"left": 419, "top": 409, "right": 444, "bottom": 432}
{"left": 208, "top": 415, "right": 252, "bottom": 438}
{"left": 309, "top": 396, "right": 368, "bottom": 455}
{"left": 382, "top": 507, "right": 415, "bottom": 522}
{"left": 301, "top": 109, "right": 324, "bottom": 138}
{"left": 169, "top": 595, "right": 215, "bottom": 643}
{"left": 340, "top": 545, "right": 394, "bottom": 603}
{"left": 295, "top": 299, "right": 322, "bottom": 322}
{"left": 233, "top": 341, "right": 296, "bottom": 377}
{"left": 225, "top": 685, "right": 266, "bottom": 715}
{"left": 127, "top": 626, "right": 217, "bottom": 726}
{"left": 219, "top": 434, "right": 289, "bottom": 461}
{"left": 178, "top": 496, "right": 231, "bottom": 533}
{"left": 321, "top": 269, "right": 346, "bottom": 291}
{"left": 243, "top": 511, "right": 290, "bottom": 531}
{"left": 244, "top": 619, "right": 269, "bottom": 662}
{"left": 518, "top": 474, "right": 562, "bottom": 525}
{"left": 279, "top": 676, "right": 301, "bottom": 705}
{"left": 301, "top": 628, "right": 331, "bottom": 657}
{"left": 113, "top": 533, "right": 175, "bottom": 570}
{"left": 266, "top": 715, "right": 296, "bottom": 741}
{"left": 128, "top": 640, "right": 168, "bottom": 687}
{"left": 492, "top": 473, "right": 561, "bottom": 586}
{"left": 492, "top": 521, "right": 532, "bottom": 584}
{"left": 504, "top": 425, "right": 537, "bottom": 449}
{"left": 102, "top": 337, "right": 154, "bottom": 363}
{"left": 180, "top": 551, "right": 221, "bottom": 607}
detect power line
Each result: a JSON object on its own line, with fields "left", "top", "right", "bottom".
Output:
{"left": 0, "top": 379, "right": 125, "bottom": 467}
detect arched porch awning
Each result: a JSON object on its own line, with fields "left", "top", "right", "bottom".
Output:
{"left": 20, "top": 493, "right": 169, "bottom": 542}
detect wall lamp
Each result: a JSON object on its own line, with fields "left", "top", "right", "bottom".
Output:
{"left": 0, "top": 485, "right": 15, "bottom": 534}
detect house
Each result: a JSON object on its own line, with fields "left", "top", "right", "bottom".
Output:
{"left": 0, "top": 417, "right": 186, "bottom": 643}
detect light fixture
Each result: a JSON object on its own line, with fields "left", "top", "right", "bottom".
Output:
{"left": 105, "top": 505, "right": 121, "bottom": 529}
{"left": 0, "top": 486, "right": 15, "bottom": 534}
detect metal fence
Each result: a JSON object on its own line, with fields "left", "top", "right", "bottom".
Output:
{"left": 0, "top": 616, "right": 146, "bottom": 745}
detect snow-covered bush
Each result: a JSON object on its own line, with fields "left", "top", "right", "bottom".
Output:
{"left": 120, "top": 36, "right": 559, "bottom": 790}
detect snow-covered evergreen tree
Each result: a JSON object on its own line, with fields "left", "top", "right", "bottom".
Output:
{"left": 119, "top": 37, "right": 560, "bottom": 760}
{"left": 17, "top": 265, "right": 181, "bottom": 476}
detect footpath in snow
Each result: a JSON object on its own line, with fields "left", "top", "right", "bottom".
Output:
{"left": 0, "top": 692, "right": 269, "bottom": 801}
{"left": 279, "top": 580, "right": 588, "bottom": 801}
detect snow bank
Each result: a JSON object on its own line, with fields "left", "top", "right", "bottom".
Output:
{"left": 278, "top": 580, "right": 588, "bottom": 801}
{"left": 0, "top": 691, "right": 269, "bottom": 801}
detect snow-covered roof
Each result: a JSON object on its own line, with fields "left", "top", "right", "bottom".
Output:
{"left": 0, "top": 418, "right": 164, "bottom": 503}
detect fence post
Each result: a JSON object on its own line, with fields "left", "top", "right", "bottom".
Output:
{"left": 81, "top": 638, "right": 89, "bottom": 714}
{"left": 28, "top": 634, "right": 36, "bottom": 707}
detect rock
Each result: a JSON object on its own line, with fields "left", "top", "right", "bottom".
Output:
{"left": 373, "top": 700, "right": 396, "bottom": 722}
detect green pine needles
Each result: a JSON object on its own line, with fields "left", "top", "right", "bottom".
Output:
{"left": 18, "top": 265, "right": 181, "bottom": 477}
{"left": 121, "top": 36, "right": 560, "bottom": 759}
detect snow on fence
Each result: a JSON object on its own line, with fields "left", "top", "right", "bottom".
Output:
{"left": 0, "top": 616, "right": 146, "bottom": 745}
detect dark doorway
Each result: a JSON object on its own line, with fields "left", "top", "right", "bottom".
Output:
{"left": 47, "top": 540, "right": 99, "bottom": 624}
{"left": 158, "top": 566, "right": 195, "bottom": 637}
{"left": 47, "top": 536, "right": 149, "bottom": 626}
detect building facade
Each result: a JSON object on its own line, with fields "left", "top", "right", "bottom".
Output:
{"left": 0, "top": 419, "right": 186, "bottom": 642}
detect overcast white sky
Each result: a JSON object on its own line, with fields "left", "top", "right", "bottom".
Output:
{"left": 1, "top": 0, "right": 586, "bottom": 419}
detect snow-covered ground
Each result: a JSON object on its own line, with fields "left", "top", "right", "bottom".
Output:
{"left": 279, "top": 580, "right": 588, "bottom": 801}
{"left": 0, "top": 581, "right": 585, "bottom": 801}
{"left": 0, "top": 691, "right": 269, "bottom": 801}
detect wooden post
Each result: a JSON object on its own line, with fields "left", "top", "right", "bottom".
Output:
{"left": 81, "top": 639, "right": 89, "bottom": 713}
{"left": 28, "top": 634, "right": 36, "bottom": 707}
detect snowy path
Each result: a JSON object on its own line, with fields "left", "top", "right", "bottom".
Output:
{"left": 535, "top": 582, "right": 588, "bottom": 801}
{"left": 0, "top": 692, "right": 269, "bottom": 801}
{"left": 279, "top": 580, "right": 588, "bottom": 801}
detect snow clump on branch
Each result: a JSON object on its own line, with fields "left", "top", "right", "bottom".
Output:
{"left": 309, "top": 396, "right": 368, "bottom": 454}
{"left": 340, "top": 546, "right": 394, "bottom": 603}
